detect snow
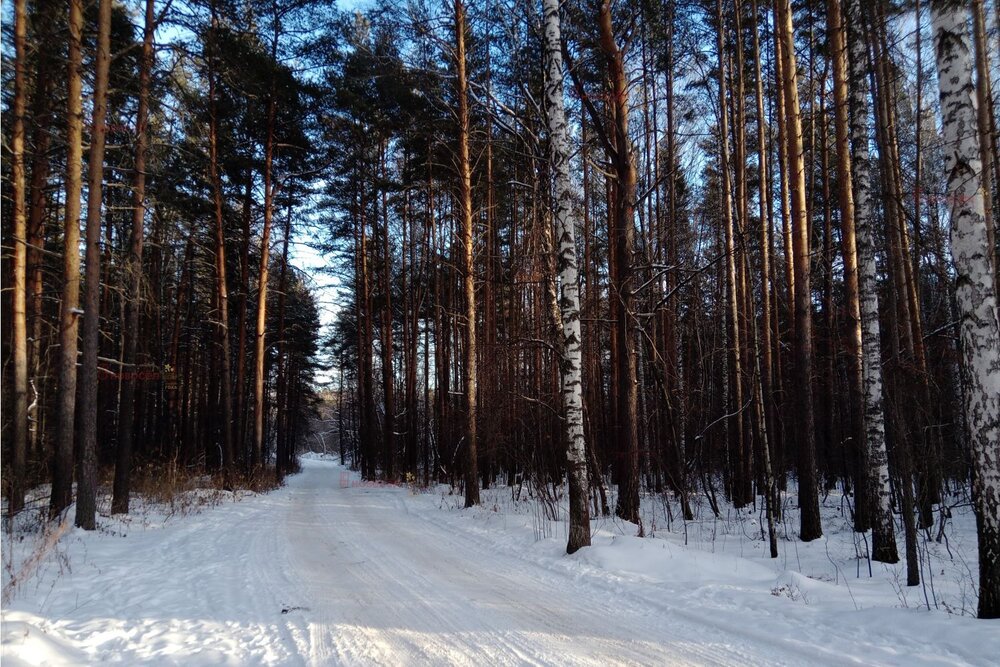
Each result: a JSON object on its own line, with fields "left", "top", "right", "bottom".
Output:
{"left": 3, "top": 456, "right": 998, "bottom": 666}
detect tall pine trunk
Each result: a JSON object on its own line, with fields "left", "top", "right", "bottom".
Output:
{"left": 454, "top": 0, "right": 480, "bottom": 507}
{"left": 77, "top": 0, "right": 112, "bottom": 527}
{"left": 111, "top": 0, "right": 154, "bottom": 515}
{"left": 51, "top": 0, "right": 85, "bottom": 519}
{"left": 207, "top": 5, "right": 234, "bottom": 476}
{"left": 716, "top": 0, "right": 748, "bottom": 509}
{"left": 775, "top": 0, "right": 822, "bottom": 541}
{"left": 828, "top": 0, "right": 866, "bottom": 534}
{"left": 254, "top": 91, "right": 277, "bottom": 471}
{"left": 595, "top": 0, "right": 641, "bottom": 525}
{"left": 9, "top": 0, "right": 29, "bottom": 518}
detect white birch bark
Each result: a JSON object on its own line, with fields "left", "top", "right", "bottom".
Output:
{"left": 543, "top": 0, "right": 590, "bottom": 553}
{"left": 845, "top": 0, "right": 898, "bottom": 563}
{"left": 931, "top": 0, "right": 1000, "bottom": 619}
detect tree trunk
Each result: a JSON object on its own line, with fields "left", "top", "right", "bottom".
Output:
{"left": 25, "top": 2, "right": 58, "bottom": 460}
{"left": 543, "top": 0, "right": 591, "bottom": 553}
{"left": 76, "top": 0, "right": 112, "bottom": 527}
{"left": 274, "top": 201, "right": 293, "bottom": 480}
{"left": 930, "top": 0, "right": 1000, "bottom": 620}
{"left": 207, "top": 4, "right": 234, "bottom": 476}
{"left": 455, "top": 0, "right": 480, "bottom": 507}
{"left": 828, "top": 0, "right": 871, "bottom": 536}
{"left": 254, "top": 93, "right": 277, "bottom": 470}
{"left": 716, "top": 0, "right": 748, "bottom": 509}
{"left": 236, "top": 174, "right": 253, "bottom": 465}
{"left": 380, "top": 143, "right": 395, "bottom": 480}
{"left": 972, "top": 0, "right": 999, "bottom": 297}
{"left": 751, "top": 0, "right": 776, "bottom": 514}
{"left": 775, "top": 0, "right": 822, "bottom": 541}
{"left": 9, "top": 0, "right": 29, "bottom": 519}
{"left": 112, "top": 0, "right": 154, "bottom": 516}
{"left": 591, "top": 0, "right": 641, "bottom": 526}
{"left": 51, "top": 0, "right": 85, "bottom": 519}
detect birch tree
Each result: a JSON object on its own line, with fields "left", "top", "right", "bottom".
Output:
{"left": 931, "top": 0, "right": 1000, "bottom": 620}
{"left": 542, "top": 0, "right": 590, "bottom": 554}
{"left": 842, "top": 0, "right": 898, "bottom": 563}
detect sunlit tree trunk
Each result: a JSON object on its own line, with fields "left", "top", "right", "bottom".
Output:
{"left": 9, "top": 0, "right": 29, "bottom": 518}
{"left": 254, "top": 91, "right": 277, "bottom": 470}
{"left": 775, "top": 0, "right": 821, "bottom": 541}
{"left": 76, "top": 0, "right": 112, "bottom": 527}
{"left": 828, "top": 0, "right": 869, "bottom": 535}
{"left": 51, "top": 0, "right": 85, "bottom": 518}
{"left": 454, "top": 0, "right": 480, "bottom": 507}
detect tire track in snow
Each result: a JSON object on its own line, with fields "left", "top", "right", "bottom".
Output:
{"left": 274, "top": 462, "right": 784, "bottom": 666}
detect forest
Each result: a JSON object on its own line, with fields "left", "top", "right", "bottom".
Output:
{"left": 2, "top": 0, "right": 999, "bottom": 629}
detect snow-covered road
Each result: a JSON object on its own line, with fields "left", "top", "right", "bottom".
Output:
{"left": 3, "top": 457, "right": 997, "bottom": 666}
{"left": 275, "top": 463, "right": 778, "bottom": 666}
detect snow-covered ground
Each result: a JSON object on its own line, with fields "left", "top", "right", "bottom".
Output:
{"left": 2, "top": 456, "right": 997, "bottom": 666}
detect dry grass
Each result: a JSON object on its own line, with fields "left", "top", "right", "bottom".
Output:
{"left": 2, "top": 514, "right": 71, "bottom": 605}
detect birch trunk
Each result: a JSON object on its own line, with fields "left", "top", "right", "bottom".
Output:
{"left": 972, "top": 0, "right": 998, "bottom": 297}
{"left": 931, "top": 0, "right": 1000, "bottom": 619}
{"left": 844, "top": 0, "right": 898, "bottom": 563}
{"left": 543, "top": 0, "right": 591, "bottom": 554}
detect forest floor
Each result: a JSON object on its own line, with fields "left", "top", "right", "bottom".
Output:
{"left": 2, "top": 455, "right": 998, "bottom": 666}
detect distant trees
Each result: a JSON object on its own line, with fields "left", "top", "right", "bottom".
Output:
{"left": 2, "top": 0, "right": 323, "bottom": 524}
